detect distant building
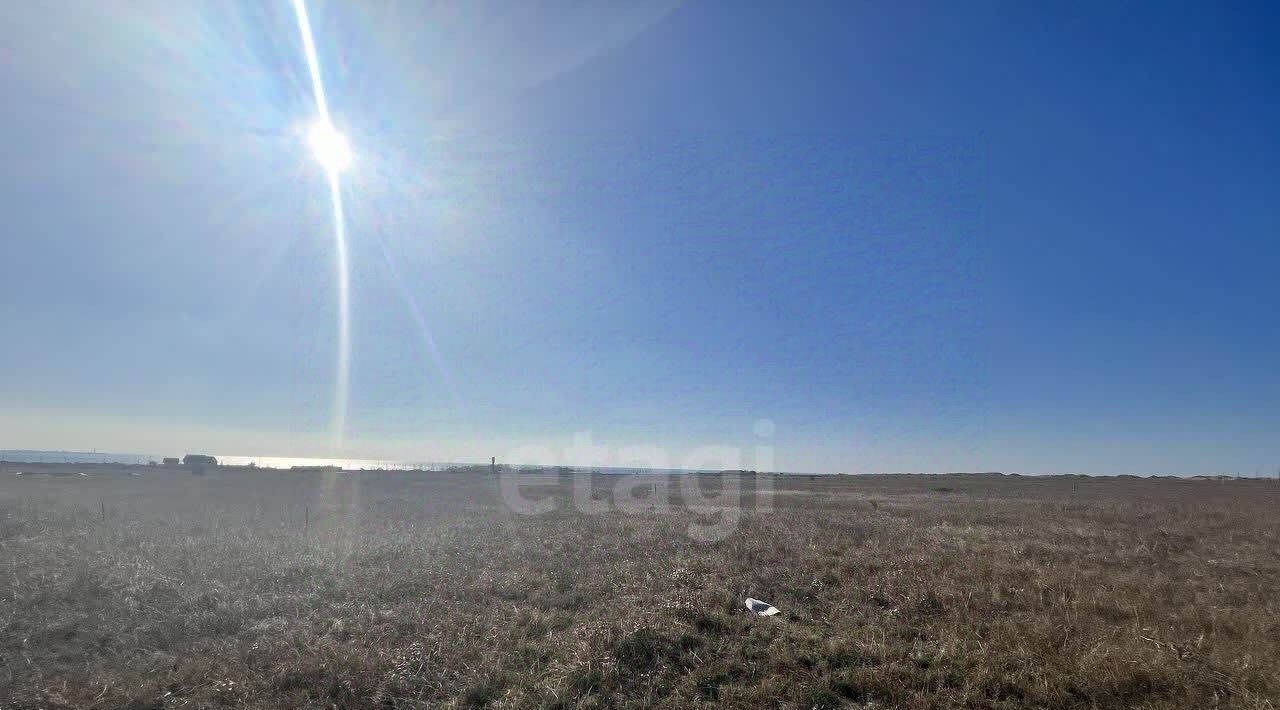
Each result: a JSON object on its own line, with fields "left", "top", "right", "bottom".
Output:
{"left": 162, "top": 457, "right": 180, "bottom": 466}
{"left": 183, "top": 454, "right": 218, "bottom": 466}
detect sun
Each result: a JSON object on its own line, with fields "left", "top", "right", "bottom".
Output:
{"left": 307, "top": 119, "right": 352, "bottom": 173}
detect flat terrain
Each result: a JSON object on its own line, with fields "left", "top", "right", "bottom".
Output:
{"left": 2, "top": 464, "right": 1278, "bottom": 708}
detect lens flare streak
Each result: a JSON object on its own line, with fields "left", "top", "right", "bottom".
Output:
{"left": 292, "top": 0, "right": 330, "bottom": 122}
{"left": 326, "top": 172, "right": 350, "bottom": 448}
{"left": 291, "top": 0, "right": 350, "bottom": 449}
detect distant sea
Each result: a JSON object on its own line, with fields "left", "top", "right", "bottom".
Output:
{"left": 0, "top": 450, "right": 716, "bottom": 475}
{"left": 0, "top": 450, "right": 460, "bottom": 471}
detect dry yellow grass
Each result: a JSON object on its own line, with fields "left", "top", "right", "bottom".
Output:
{"left": 2, "top": 465, "right": 1278, "bottom": 708}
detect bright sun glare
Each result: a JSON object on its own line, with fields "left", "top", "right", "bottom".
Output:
{"left": 307, "top": 119, "right": 352, "bottom": 173}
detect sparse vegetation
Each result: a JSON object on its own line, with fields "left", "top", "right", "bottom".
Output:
{"left": 2, "top": 467, "right": 1278, "bottom": 708}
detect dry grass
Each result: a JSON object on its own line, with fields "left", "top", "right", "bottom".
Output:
{"left": 2, "top": 465, "right": 1278, "bottom": 708}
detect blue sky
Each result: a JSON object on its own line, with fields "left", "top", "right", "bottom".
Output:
{"left": 1, "top": 1, "right": 1277, "bottom": 474}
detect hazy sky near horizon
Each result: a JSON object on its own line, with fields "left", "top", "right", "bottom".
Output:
{"left": 1, "top": 1, "right": 1277, "bottom": 474}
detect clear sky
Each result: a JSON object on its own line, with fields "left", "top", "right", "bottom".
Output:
{"left": 1, "top": 1, "right": 1277, "bottom": 474}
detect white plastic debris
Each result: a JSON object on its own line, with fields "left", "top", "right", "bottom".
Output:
{"left": 745, "top": 597, "right": 780, "bottom": 616}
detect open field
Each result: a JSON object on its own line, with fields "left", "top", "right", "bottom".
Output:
{"left": 2, "top": 465, "right": 1278, "bottom": 709}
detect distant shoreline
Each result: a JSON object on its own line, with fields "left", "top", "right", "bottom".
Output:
{"left": 1, "top": 450, "right": 1274, "bottom": 479}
